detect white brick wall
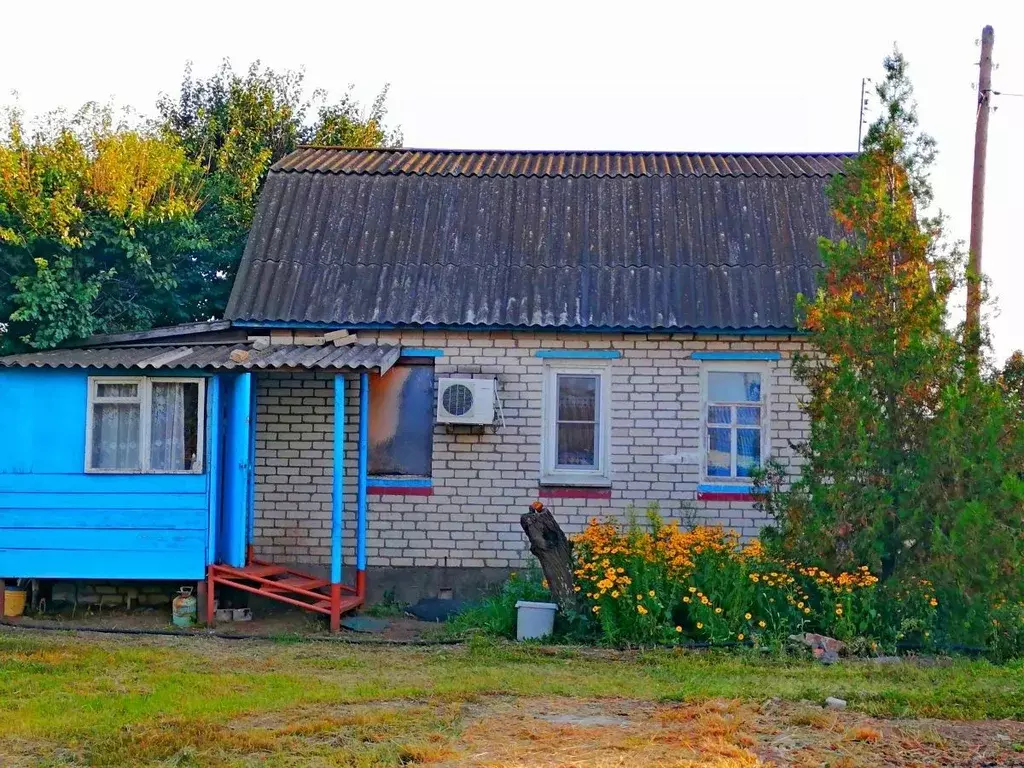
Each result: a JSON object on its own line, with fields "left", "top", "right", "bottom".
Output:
{"left": 252, "top": 331, "right": 810, "bottom": 571}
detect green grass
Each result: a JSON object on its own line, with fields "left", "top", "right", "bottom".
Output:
{"left": 1, "top": 630, "right": 1021, "bottom": 766}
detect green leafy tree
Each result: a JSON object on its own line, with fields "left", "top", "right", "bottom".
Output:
{"left": 760, "top": 50, "right": 1024, "bottom": 628}
{"left": 0, "top": 105, "right": 203, "bottom": 351}
{"left": 1001, "top": 351, "right": 1024, "bottom": 420}
{"left": 156, "top": 62, "right": 401, "bottom": 320}
{"left": 0, "top": 61, "right": 400, "bottom": 351}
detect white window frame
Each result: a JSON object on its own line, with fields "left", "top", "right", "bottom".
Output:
{"left": 85, "top": 376, "right": 206, "bottom": 474}
{"left": 699, "top": 362, "right": 771, "bottom": 483}
{"left": 540, "top": 361, "right": 612, "bottom": 486}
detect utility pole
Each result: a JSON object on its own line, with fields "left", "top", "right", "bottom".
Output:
{"left": 857, "top": 77, "right": 870, "bottom": 151}
{"left": 966, "top": 24, "right": 994, "bottom": 358}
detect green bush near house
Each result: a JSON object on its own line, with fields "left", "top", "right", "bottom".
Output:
{"left": 445, "top": 566, "right": 552, "bottom": 639}
{"left": 451, "top": 507, "right": 1022, "bottom": 659}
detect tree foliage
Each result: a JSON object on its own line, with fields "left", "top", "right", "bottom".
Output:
{"left": 0, "top": 62, "right": 400, "bottom": 352}
{"left": 759, "top": 50, "right": 1024, "bottom": 640}
{"left": 0, "top": 105, "right": 203, "bottom": 350}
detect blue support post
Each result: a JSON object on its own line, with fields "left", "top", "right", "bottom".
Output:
{"left": 330, "top": 374, "right": 346, "bottom": 631}
{"left": 356, "top": 372, "right": 369, "bottom": 596}
{"left": 245, "top": 375, "right": 258, "bottom": 558}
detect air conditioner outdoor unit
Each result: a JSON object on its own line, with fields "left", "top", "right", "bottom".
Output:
{"left": 436, "top": 378, "right": 496, "bottom": 425}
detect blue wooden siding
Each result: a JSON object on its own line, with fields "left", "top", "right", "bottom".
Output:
{"left": 0, "top": 368, "right": 213, "bottom": 580}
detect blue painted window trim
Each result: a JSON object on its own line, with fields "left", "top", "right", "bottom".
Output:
{"left": 366, "top": 476, "right": 432, "bottom": 488}
{"left": 400, "top": 348, "right": 444, "bottom": 358}
{"left": 696, "top": 483, "right": 764, "bottom": 494}
{"left": 691, "top": 351, "right": 782, "bottom": 361}
{"left": 534, "top": 350, "right": 622, "bottom": 359}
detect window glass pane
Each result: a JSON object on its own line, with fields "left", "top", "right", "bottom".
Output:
{"left": 557, "top": 423, "right": 596, "bottom": 467}
{"left": 737, "top": 406, "right": 761, "bottom": 425}
{"left": 737, "top": 428, "right": 761, "bottom": 477}
{"left": 707, "top": 405, "right": 731, "bottom": 424}
{"left": 557, "top": 375, "right": 597, "bottom": 421}
{"left": 91, "top": 403, "right": 141, "bottom": 469}
{"left": 707, "top": 427, "right": 732, "bottom": 477}
{"left": 151, "top": 382, "right": 201, "bottom": 471}
{"left": 369, "top": 366, "right": 434, "bottom": 476}
{"left": 708, "top": 371, "right": 761, "bottom": 402}
{"left": 97, "top": 382, "right": 138, "bottom": 399}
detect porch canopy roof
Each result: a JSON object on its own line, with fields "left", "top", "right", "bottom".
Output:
{"left": 0, "top": 341, "right": 400, "bottom": 374}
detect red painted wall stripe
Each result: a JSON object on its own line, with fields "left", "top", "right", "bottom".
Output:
{"left": 538, "top": 487, "right": 612, "bottom": 500}
{"left": 697, "top": 492, "right": 756, "bottom": 502}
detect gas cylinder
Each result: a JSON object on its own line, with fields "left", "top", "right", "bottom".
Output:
{"left": 172, "top": 587, "right": 197, "bottom": 627}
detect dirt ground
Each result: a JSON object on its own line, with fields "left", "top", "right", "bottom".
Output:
{"left": 2, "top": 604, "right": 443, "bottom": 642}
{"left": 3, "top": 627, "right": 1023, "bottom": 766}
{"left": 447, "top": 696, "right": 1024, "bottom": 767}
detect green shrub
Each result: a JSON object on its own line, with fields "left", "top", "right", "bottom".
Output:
{"left": 446, "top": 566, "right": 550, "bottom": 639}
{"left": 572, "top": 508, "right": 924, "bottom": 650}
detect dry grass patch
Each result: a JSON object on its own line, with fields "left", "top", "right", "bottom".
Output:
{"left": 3, "top": 631, "right": 1024, "bottom": 766}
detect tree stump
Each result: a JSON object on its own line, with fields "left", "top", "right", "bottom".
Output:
{"left": 520, "top": 502, "right": 581, "bottom": 614}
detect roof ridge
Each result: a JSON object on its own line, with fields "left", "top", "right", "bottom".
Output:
{"left": 272, "top": 147, "right": 853, "bottom": 178}
{"left": 294, "top": 145, "right": 856, "bottom": 157}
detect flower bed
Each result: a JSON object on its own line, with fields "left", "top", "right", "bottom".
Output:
{"left": 572, "top": 510, "right": 939, "bottom": 650}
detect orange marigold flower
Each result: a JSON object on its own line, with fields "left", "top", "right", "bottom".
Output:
{"left": 737, "top": 633, "right": 745, "bottom": 641}
{"left": 744, "top": 613, "right": 752, "bottom": 620}
{"left": 696, "top": 622, "right": 703, "bottom": 629}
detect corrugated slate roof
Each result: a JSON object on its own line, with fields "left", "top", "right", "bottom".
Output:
{"left": 274, "top": 147, "right": 850, "bottom": 179}
{"left": 0, "top": 343, "right": 400, "bottom": 373}
{"left": 227, "top": 147, "right": 850, "bottom": 331}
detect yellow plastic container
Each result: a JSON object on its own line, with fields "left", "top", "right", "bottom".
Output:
{"left": 3, "top": 587, "right": 27, "bottom": 617}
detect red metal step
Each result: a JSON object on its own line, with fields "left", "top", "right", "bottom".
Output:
{"left": 209, "top": 561, "right": 363, "bottom": 627}
{"left": 224, "top": 564, "right": 288, "bottom": 579}
{"left": 261, "top": 576, "right": 330, "bottom": 593}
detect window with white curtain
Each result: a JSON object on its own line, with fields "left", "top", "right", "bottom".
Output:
{"left": 86, "top": 377, "right": 205, "bottom": 473}
{"left": 541, "top": 362, "right": 612, "bottom": 486}
{"left": 701, "top": 364, "right": 769, "bottom": 481}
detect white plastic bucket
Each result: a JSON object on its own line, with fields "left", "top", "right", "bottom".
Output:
{"left": 515, "top": 600, "right": 558, "bottom": 641}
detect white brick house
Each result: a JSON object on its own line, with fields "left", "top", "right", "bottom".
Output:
{"left": 232, "top": 147, "right": 843, "bottom": 600}
{"left": 0, "top": 147, "right": 845, "bottom": 610}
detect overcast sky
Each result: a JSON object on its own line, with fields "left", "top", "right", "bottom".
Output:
{"left": 3, "top": 0, "right": 1021, "bottom": 362}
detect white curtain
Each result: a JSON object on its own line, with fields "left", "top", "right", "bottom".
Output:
{"left": 92, "top": 403, "right": 141, "bottom": 469}
{"left": 150, "top": 382, "right": 187, "bottom": 470}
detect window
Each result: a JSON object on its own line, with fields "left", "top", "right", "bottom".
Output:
{"left": 541, "top": 363, "right": 612, "bottom": 486}
{"left": 702, "top": 366, "right": 768, "bottom": 480}
{"left": 368, "top": 364, "right": 434, "bottom": 477}
{"left": 86, "top": 377, "right": 205, "bottom": 473}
